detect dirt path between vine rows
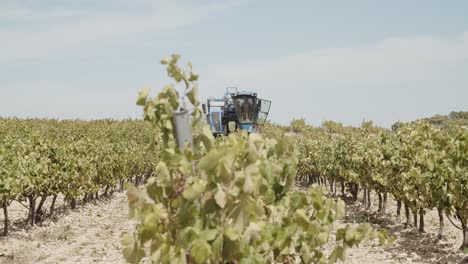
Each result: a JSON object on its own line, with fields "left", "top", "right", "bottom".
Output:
{"left": 0, "top": 192, "right": 142, "bottom": 264}
{"left": 1, "top": 191, "right": 467, "bottom": 264}
{"left": 327, "top": 199, "right": 468, "bottom": 264}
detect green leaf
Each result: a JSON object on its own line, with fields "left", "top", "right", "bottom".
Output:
{"left": 214, "top": 185, "right": 227, "bottom": 209}
{"left": 198, "top": 151, "right": 220, "bottom": 172}
{"left": 190, "top": 239, "right": 212, "bottom": 264}
{"left": 336, "top": 199, "right": 345, "bottom": 219}
{"left": 378, "top": 229, "right": 388, "bottom": 245}
{"left": 317, "top": 231, "right": 329, "bottom": 245}
{"left": 345, "top": 229, "right": 355, "bottom": 244}
{"left": 176, "top": 204, "right": 198, "bottom": 227}
{"left": 189, "top": 73, "right": 199, "bottom": 82}
{"left": 211, "top": 235, "right": 224, "bottom": 260}
{"left": 224, "top": 225, "right": 241, "bottom": 241}
{"left": 294, "top": 209, "right": 310, "bottom": 230}
{"left": 136, "top": 88, "right": 150, "bottom": 106}
{"left": 177, "top": 249, "right": 188, "bottom": 264}
{"left": 243, "top": 222, "right": 261, "bottom": 243}
{"left": 171, "top": 54, "right": 181, "bottom": 63}
{"left": 336, "top": 228, "right": 345, "bottom": 241}
{"left": 121, "top": 232, "right": 145, "bottom": 264}
{"left": 200, "top": 229, "right": 218, "bottom": 242}
{"left": 289, "top": 191, "right": 307, "bottom": 210}
{"left": 183, "top": 181, "right": 206, "bottom": 201}
{"left": 180, "top": 227, "right": 200, "bottom": 245}
{"left": 195, "top": 126, "right": 214, "bottom": 151}
{"left": 243, "top": 172, "right": 255, "bottom": 194}
{"left": 187, "top": 87, "right": 198, "bottom": 106}
{"left": 243, "top": 165, "right": 260, "bottom": 194}
{"left": 328, "top": 246, "right": 345, "bottom": 263}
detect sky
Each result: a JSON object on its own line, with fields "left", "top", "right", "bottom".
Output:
{"left": 0, "top": 0, "right": 467, "bottom": 127}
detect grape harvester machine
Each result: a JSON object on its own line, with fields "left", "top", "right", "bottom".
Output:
{"left": 202, "top": 87, "right": 271, "bottom": 136}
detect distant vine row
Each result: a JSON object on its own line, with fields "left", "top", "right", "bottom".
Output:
{"left": 0, "top": 119, "right": 157, "bottom": 235}
{"left": 285, "top": 118, "right": 467, "bottom": 250}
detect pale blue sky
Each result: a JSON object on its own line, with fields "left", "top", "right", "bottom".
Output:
{"left": 0, "top": 0, "right": 467, "bottom": 127}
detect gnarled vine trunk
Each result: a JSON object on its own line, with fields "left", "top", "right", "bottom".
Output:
{"left": 332, "top": 179, "right": 337, "bottom": 196}
{"left": 35, "top": 195, "right": 47, "bottom": 220}
{"left": 50, "top": 194, "right": 58, "bottom": 215}
{"left": 310, "top": 175, "right": 315, "bottom": 185}
{"left": 367, "top": 189, "right": 371, "bottom": 209}
{"left": 378, "top": 193, "right": 383, "bottom": 213}
{"left": 419, "top": 208, "right": 425, "bottom": 233}
{"left": 396, "top": 199, "right": 402, "bottom": 222}
{"left": 70, "top": 198, "right": 77, "bottom": 210}
{"left": 413, "top": 210, "right": 418, "bottom": 229}
{"left": 404, "top": 200, "right": 411, "bottom": 228}
{"left": 362, "top": 188, "right": 367, "bottom": 207}
{"left": 458, "top": 213, "right": 468, "bottom": 251}
{"left": 2, "top": 202, "right": 8, "bottom": 236}
{"left": 351, "top": 183, "right": 359, "bottom": 202}
{"left": 341, "top": 180, "right": 345, "bottom": 197}
{"left": 462, "top": 226, "right": 468, "bottom": 251}
{"left": 28, "top": 195, "right": 36, "bottom": 226}
{"left": 437, "top": 208, "right": 444, "bottom": 240}
{"left": 383, "top": 192, "right": 387, "bottom": 214}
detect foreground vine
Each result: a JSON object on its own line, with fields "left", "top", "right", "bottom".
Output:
{"left": 122, "top": 55, "right": 382, "bottom": 264}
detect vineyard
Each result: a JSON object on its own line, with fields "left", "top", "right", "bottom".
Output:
{"left": 0, "top": 119, "right": 157, "bottom": 235}
{"left": 0, "top": 55, "right": 467, "bottom": 264}
{"left": 288, "top": 118, "right": 467, "bottom": 248}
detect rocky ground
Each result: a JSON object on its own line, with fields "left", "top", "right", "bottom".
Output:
{"left": 0, "top": 191, "right": 467, "bottom": 264}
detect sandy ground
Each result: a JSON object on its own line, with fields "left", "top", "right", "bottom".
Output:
{"left": 330, "top": 200, "right": 468, "bottom": 264}
{"left": 1, "top": 191, "right": 467, "bottom": 264}
{"left": 0, "top": 192, "right": 138, "bottom": 264}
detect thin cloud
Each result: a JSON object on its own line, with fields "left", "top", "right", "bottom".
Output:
{"left": 0, "top": 0, "right": 247, "bottom": 61}
{"left": 204, "top": 32, "right": 468, "bottom": 85}
{"left": 199, "top": 31, "right": 468, "bottom": 126}
{"left": 1, "top": 3, "right": 466, "bottom": 126}
{"left": 0, "top": 80, "right": 142, "bottom": 120}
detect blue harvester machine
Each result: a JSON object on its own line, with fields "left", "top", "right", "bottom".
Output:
{"left": 202, "top": 88, "right": 271, "bottom": 136}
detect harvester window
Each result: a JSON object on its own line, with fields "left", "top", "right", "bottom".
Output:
{"left": 238, "top": 98, "right": 253, "bottom": 122}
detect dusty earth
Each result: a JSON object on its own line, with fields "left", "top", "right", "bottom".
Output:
{"left": 1, "top": 191, "right": 467, "bottom": 264}
{"left": 331, "top": 200, "right": 468, "bottom": 264}
{"left": 0, "top": 193, "right": 138, "bottom": 264}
